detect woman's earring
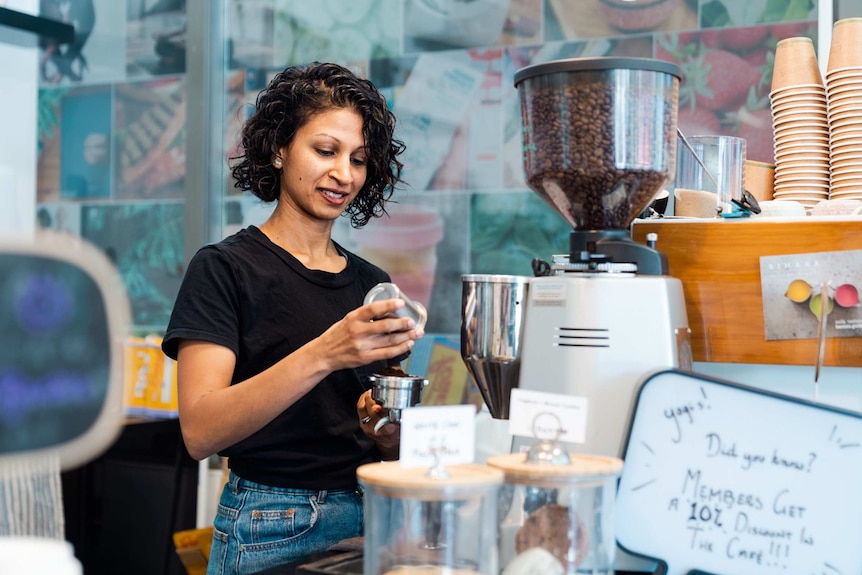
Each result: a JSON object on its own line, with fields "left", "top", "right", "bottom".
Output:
{"left": 273, "top": 158, "right": 282, "bottom": 168}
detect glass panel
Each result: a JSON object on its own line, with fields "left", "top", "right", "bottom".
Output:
{"left": 36, "top": 0, "right": 192, "bottom": 339}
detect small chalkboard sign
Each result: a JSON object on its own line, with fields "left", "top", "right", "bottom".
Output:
{"left": 616, "top": 369, "right": 862, "bottom": 575}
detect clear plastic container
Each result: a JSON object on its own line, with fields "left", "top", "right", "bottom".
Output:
{"left": 364, "top": 282, "right": 428, "bottom": 331}
{"left": 486, "top": 450, "right": 624, "bottom": 575}
{"left": 358, "top": 462, "right": 504, "bottom": 575}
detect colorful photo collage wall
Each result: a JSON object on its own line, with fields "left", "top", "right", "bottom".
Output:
{"left": 35, "top": 0, "right": 818, "bottom": 356}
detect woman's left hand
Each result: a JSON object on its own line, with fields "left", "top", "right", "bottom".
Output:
{"left": 357, "top": 389, "right": 400, "bottom": 460}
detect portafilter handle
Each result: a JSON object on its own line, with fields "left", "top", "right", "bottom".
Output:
{"left": 373, "top": 408, "right": 402, "bottom": 433}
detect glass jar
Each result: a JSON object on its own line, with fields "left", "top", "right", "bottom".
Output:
{"left": 358, "top": 462, "right": 504, "bottom": 575}
{"left": 486, "top": 451, "right": 623, "bottom": 575}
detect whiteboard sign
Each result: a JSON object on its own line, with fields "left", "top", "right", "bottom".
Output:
{"left": 616, "top": 370, "right": 862, "bottom": 575}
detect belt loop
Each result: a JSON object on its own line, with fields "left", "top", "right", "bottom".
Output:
{"left": 229, "top": 471, "right": 241, "bottom": 494}
{"left": 317, "top": 490, "right": 328, "bottom": 504}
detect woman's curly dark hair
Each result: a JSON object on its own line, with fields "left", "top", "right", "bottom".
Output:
{"left": 230, "top": 62, "right": 406, "bottom": 227}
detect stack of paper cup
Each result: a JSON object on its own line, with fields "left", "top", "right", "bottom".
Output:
{"left": 770, "top": 37, "right": 830, "bottom": 212}
{"left": 826, "top": 18, "right": 862, "bottom": 201}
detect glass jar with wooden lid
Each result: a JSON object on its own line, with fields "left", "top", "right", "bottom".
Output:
{"left": 486, "top": 448, "right": 623, "bottom": 575}
{"left": 357, "top": 461, "right": 504, "bottom": 575}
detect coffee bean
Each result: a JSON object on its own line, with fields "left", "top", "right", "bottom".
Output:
{"left": 518, "top": 70, "right": 678, "bottom": 230}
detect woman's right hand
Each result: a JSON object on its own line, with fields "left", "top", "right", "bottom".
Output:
{"left": 316, "top": 298, "right": 424, "bottom": 372}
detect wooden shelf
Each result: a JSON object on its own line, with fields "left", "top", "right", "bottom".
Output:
{"left": 632, "top": 217, "right": 862, "bottom": 368}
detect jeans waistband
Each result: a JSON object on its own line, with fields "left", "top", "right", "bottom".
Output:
{"left": 228, "top": 471, "right": 360, "bottom": 503}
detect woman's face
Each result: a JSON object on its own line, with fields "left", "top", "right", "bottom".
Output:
{"left": 277, "top": 107, "right": 368, "bottom": 223}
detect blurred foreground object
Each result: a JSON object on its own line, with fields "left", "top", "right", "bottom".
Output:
{"left": 0, "top": 231, "right": 130, "bottom": 571}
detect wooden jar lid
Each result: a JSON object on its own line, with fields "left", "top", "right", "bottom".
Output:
{"left": 357, "top": 462, "right": 503, "bottom": 500}
{"left": 485, "top": 452, "right": 623, "bottom": 486}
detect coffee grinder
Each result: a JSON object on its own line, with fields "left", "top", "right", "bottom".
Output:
{"left": 462, "top": 57, "right": 691, "bottom": 459}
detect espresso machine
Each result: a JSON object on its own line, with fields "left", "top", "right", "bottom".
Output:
{"left": 463, "top": 57, "right": 692, "bottom": 459}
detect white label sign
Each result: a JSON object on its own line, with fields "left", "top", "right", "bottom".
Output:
{"left": 399, "top": 405, "right": 476, "bottom": 468}
{"left": 530, "top": 280, "right": 567, "bottom": 307}
{"left": 508, "top": 388, "right": 588, "bottom": 444}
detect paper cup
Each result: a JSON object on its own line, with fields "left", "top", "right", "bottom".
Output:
{"left": 831, "top": 149, "right": 862, "bottom": 161}
{"left": 828, "top": 110, "right": 862, "bottom": 124}
{"left": 828, "top": 71, "right": 862, "bottom": 81}
{"left": 772, "top": 112, "right": 828, "bottom": 126}
{"left": 828, "top": 190, "right": 862, "bottom": 199}
{"left": 775, "top": 167, "right": 829, "bottom": 178}
{"left": 771, "top": 100, "right": 828, "bottom": 113}
{"left": 774, "top": 170, "right": 830, "bottom": 180}
{"left": 774, "top": 183, "right": 830, "bottom": 192}
{"left": 770, "top": 84, "right": 826, "bottom": 99}
{"left": 775, "top": 135, "right": 829, "bottom": 145}
{"left": 743, "top": 160, "right": 775, "bottom": 202}
{"left": 827, "top": 18, "right": 862, "bottom": 73}
{"left": 830, "top": 174, "right": 862, "bottom": 183}
{"left": 774, "top": 140, "right": 830, "bottom": 152}
{"left": 772, "top": 95, "right": 828, "bottom": 106}
{"left": 773, "top": 123, "right": 830, "bottom": 136}
{"left": 829, "top": 183, "right": 862, "bottom": 190}
{"left": 830, "top": 107, "right": 862, "bottom": 118}
{"left": 830, "top": 162, "right": 862, "bottom": 174}
{"left": 826, "top": 82, "right": 862, "bottom": 97}
{"left": 826, "top": 91, "right": 862, "bottom": 105}
{"left": 825, "top": 67, "right": 862, "bottom": 82}
{"left": 831, "top": 171, "right": 862, "bottom": 180}
{"left": 771, "top": 91, "right": 828, "bottom": 105}
{"left": 772, "top": 196, "right": 828, "bottom": 205}
{"left": 775, "top": 148, "right": 829, "bottom": 166}
{"left": 829, "top": 187, "right": 862, "bottom": 195}
{"left": 774, "top": 124, "right": 828, "bottom": 138}
{"left": 829, "top": 129, "right": 862, "bottom": 142}
{"left": 829, "top": 116, "right": 862, "bottom": 129}
{"left": 830, "top": 179, "right": 862, "bottom": 189}
{"left": 772, "top": 37, "right": 824, "bottom": 92}
{"left": 830, "top": 141, "right": 862, "bottom": 154}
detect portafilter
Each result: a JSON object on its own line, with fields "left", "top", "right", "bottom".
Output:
{"left": 367, "top": 372, "right": 428, "bottom": 431}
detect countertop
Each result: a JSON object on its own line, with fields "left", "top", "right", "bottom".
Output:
{"left": 253, "top": 547, "right": 660, "bottom": 574}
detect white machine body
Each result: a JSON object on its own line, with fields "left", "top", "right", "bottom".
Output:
{"left": 517, "top": 273, "right": 691, "bottom": 458}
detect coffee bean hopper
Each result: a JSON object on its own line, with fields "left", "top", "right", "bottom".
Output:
{"left": 462, "top": 57, "right": 692, "bottom": 458}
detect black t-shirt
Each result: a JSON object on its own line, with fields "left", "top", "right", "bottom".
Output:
{"left": 162, "top": 226, "right": 396, "bottom": 489}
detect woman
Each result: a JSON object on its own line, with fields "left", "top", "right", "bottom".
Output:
{"left": 161, "top": 62, "right": 424, "bottom": 574}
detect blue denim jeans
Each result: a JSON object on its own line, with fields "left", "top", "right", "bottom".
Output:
{"left": 206, "top": 472, "right": 364, "bottom": 575}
